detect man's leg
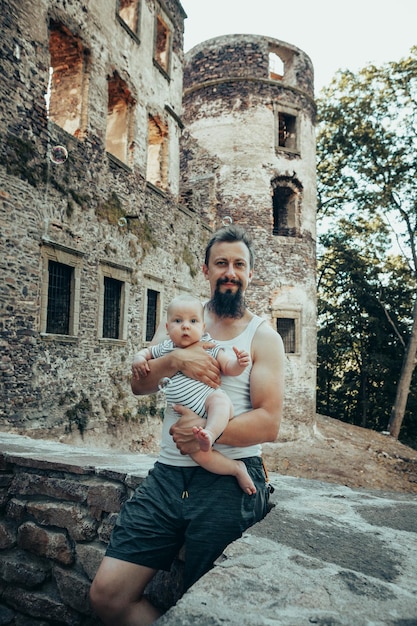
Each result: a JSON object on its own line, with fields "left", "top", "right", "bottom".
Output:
{"left": 90, "top": 556, "right": 161, "bottom": 626}
{"left": 183, "top": 458, "right": 269, "bottom": 589}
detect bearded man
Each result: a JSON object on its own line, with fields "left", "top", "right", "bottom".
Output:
{"left": 90, "top": 225, "right": 285, "bottom": 625}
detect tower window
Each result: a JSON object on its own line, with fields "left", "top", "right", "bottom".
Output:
{"left": 278, "top": 112, "right": 297, "bottom": 150}
{"left": 276, "top": 318, "right": 296, "bottom": 353}
{"left": 272, "top": 184, "right": 299, "bottom": 237}
{"left": 269, "top": 51, "right": 284, "bottom": 81}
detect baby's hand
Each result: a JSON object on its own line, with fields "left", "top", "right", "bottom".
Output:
{"left": 132, "top": 355, "right": 150, "bottom": 379}
{"left": 233, "top": 346, "right": 251, "bottom": 368}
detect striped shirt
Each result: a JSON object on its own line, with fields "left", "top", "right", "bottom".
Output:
{"left": 151, "top": 333, "right": 223, "bottom": 418}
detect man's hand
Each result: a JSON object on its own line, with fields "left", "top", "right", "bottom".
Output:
{"left": 169, "top": 405, "right": 206, "bottom": 455}
{"left": 176, "top": 341, "right": 221, "bottom": 388}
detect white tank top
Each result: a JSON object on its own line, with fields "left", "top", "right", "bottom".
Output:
{"left": 158, "top": 315, "right": 264, "bottom": 466}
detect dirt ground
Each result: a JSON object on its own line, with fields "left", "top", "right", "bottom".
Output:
{"left": 262, "top": 414, "right": 417, "bottom": 495}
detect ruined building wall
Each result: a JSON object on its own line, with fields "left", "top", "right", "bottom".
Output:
{"left": 181, "top": 35, "right": 317, "bottom": 434}
{"left": 1, "top": 3, "right": 317, "bottom": 448}
{"left": 0, "top": 0, "right": 211, "bottom": 450}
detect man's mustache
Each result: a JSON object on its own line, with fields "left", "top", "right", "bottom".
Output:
{"left": 216, "top": 278, "right": 242, "bottom": 288}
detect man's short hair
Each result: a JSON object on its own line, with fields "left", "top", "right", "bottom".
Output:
{"left": 204, "top": 226, "right": 255, "bottom": 269}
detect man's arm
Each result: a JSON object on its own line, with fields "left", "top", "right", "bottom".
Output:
{"left": 170, "top": 323, "right": 285, "bottom": 451}
{"left": 218, "top": 324, "right": 284, "bottom": 446}
{"left": 131, "top": 340, "right": 221, "bottom": 396}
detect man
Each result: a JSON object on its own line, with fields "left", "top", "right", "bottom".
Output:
{"left": 90, "top": 225, "right": 285, "bottom": 625}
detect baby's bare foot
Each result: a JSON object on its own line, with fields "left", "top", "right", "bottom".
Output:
{"left": 192, "top": 426, "right": 214, "bottom": 452}
{"left": 235, "top": 460, "right": 257, "bottom": 495}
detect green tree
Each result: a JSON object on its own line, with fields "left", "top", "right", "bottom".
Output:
{"left": 316, "top": 47, "right": 417, "bottom": 441}
{"left": 317, "top": 222, "right": 414, "bottom": 435}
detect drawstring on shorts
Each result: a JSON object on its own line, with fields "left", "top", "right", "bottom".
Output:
{"left": 262, "top": 458, "right": 275, "bottom": 494}
{"left": 180, "top": 467, "right": 198, "bottom": 498}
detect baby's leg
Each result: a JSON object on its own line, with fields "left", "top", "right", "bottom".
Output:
{"left": 192, "top": 389, "right": 233, "bottom": 452}
{"left": 191, "top": 449, "right": 256, "bottom": 495}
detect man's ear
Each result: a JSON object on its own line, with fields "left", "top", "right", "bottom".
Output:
{"left": 248, "top": 269, "right": 253, "bottom": 283}
{"left": 202, "top": 264, "right": 209, "bottom": 280}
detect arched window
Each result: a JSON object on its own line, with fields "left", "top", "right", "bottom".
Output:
{"left": 271, "top": 177, "right": 302, "bottom": 237}
{"left": 269, "top": 51, "right": 284, "bottom": 80}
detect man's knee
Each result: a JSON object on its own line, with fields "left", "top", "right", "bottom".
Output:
{"left": 89, "top": 576, "right": 109, "bottom": 615}
{"left": 89, "top": 574, "right": 121, "bottom": 620}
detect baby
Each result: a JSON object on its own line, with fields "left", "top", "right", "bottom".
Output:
{"left": 132, "top": 294, "right": 256, "bottom": 494}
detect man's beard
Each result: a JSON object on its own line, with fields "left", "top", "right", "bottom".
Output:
{"left": 208, "top": 279, "right": 246, "bottom": 319}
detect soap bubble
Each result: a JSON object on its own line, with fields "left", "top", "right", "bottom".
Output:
{"left": 118, "top": 217, "right": 127, "bottom": 227}
{"left": 50, "top": 145, "right": 68, "bottom": 164}
{"left": 158, "top": 377, "right": 172, "bottom": 392}
{"left": 222, "top": 216, "right": 233, "bottom": 226}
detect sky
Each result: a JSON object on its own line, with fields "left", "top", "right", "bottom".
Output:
{"left": 180, "top": 0, "right": 417, "bottom": 94}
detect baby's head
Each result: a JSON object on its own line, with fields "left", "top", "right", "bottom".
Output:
{"left": 166, "top": 295, "right": 205, "bottom": 348}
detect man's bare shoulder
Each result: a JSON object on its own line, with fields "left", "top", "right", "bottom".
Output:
{"left": 253, "top": 319, "right": 284, "bottom": 352}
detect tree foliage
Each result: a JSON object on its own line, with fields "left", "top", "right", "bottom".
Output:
{"left": 316, "top": 47, "right": 417, "bottom": 446}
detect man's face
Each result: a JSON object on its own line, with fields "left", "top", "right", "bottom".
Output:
{"left": 203, "top": 241, "right": 253, "bottom": 317}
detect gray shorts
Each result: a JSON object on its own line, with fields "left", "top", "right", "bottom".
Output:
{"left": 106, "top": 458, "right": 270, "bottom": 589}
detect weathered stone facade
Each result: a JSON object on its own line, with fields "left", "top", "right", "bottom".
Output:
{"left": 0, "top": 0, "right": 209, "bottom": 450}
{"left": 1, "top": 1, "right": 317, "bottom": 447}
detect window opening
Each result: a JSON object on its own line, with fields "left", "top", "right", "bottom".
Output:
{"left": 118, "top": 0, "right": 139, "bottom": 33}
{"left": 276, "top": 318, "right": 295, "bottom": 353}
{"left": 269, "top": 51, "right": 284, "bottom": 80}
{"left": 106, "top": 72, "right": 135, "bottom": 165}
{"left": 48, "top": 22, "right": 88, "bottom": 137}
{"left": 154, "top": 14, "right": 171, "bottom": 73}
{"left": 103, "top": 277, "right": 122, "bottom": 339}
{"left": 278, "top": 112, "right": 297, "bottom": 150}
{"left": 146, "top": 289, "right": 159, "bottom": 341}
{"left": 147, "top": 115, "right": 168, "bottom": 189}
{"left": 273, "top": 185, "right": 298, "bottom": 236}
{"left": 46, "top": 260, "right": 72, "bottom": 335}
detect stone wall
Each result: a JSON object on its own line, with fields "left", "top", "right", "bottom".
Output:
{"left": 1, "top": 1, "right": 318, "bottom": 448}
{"left": 0, "top": 434, "right": 184, "bottom": 625}
{"left": 0, "top": 0, "right": 210, "bottom": 450}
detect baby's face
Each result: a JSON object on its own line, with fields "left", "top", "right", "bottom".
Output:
{"left": 166, "top": 302, "right": 205, "bottom": 348}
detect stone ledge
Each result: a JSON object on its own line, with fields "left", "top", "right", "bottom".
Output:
{"left": 158, "top": 476, "right": 417, "bottom": 625}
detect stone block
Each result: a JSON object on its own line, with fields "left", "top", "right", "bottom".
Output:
{"left": 53, "top": 566, "right": 91, "bottom": 614}
{"left": 25, "top": 501, "right": 98, "bottom": 541}
{"left": 17, "top": 522, "right": 74, "bottom": 566}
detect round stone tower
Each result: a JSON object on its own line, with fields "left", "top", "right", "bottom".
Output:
{"left": 181, "top": 34, "right": 317, "bottom": 437}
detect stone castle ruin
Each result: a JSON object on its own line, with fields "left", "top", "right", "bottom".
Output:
{"left": 0, "top": 0, "right": 317, "bottom": 449}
